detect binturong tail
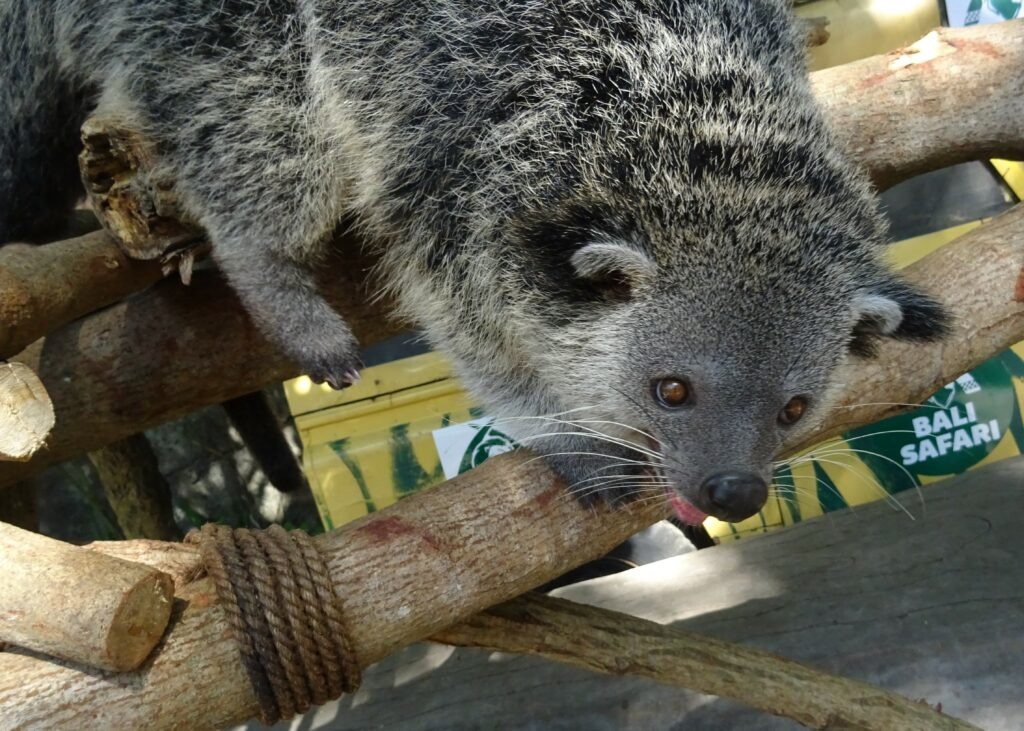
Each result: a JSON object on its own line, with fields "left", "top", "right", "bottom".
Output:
{"left": 1, "top": 1, "right": 90, "bottom": 243}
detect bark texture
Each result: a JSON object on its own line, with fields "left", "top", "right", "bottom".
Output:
{"left": 434, "top": 594, "right": 978, "bottom": 731}
{"left": 0, "top": 448, "right": 982, "bottom": 729}
{"left": 813, "top": 21, "right": 1024, "bottom": 189}
{"left": 78, "top": 119, "right": 203, "bottom": 262}
{"left": 0, "top": 232, "right": 165, "bottom": 360}
{"left": 87, "top": 434, "right": 181, "bottom": 541}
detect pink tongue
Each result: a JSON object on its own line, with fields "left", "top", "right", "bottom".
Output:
{"left": 669, "top": 496, "right": 708, "bottom": 526}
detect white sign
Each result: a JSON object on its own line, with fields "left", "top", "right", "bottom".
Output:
{"left": 431, "top": 417, "right": 517, "bottom": 479}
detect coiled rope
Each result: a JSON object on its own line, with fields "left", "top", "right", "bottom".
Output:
{"left": 186, "top": 524, "right": 361, "bottom": 723}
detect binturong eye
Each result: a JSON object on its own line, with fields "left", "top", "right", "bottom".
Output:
{"left": 654, "top": 377, "right": 691, "bottom": 409}
{"left": 779, "top": 396, "right": 808, "bottom": 426}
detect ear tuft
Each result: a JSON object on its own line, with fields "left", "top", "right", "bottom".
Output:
{"left": 570, "top": 241, "right": 655, "bottom": 299}
{"left": 850, "top": 279, "right": 951, "bottom": 357}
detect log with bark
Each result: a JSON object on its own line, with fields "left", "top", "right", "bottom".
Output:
{"left": 434, "top": 594, "right": 978, "bottom": 731}
{"left": 78, "top": 119, "right": 203, "bottom": 264}
{"left": 813, "top": 21, "right": 1024, "bottom": 189}
{"left": 0, "top": 444, "right": 980, "bottom": 730}
{"left": 358, "top": 456, "right": 1024, "bottom": 730}
{"left": 0, "top": 522, "right": 174, "bottom": 672}
{"left": 0, "top": 231, "right": 165, "bottom": 360}
{"left": 87, "top": 434, "right": 181, "bottom": 541}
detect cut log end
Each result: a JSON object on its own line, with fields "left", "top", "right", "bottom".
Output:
{"left": 107, "top": 570, "right": 175, "bottom": 670}
{"left": 0, "top": 362, "right": 54, "bottom": 462}
{"left": 0, "top": 523, "right": 175, "bottom": 672}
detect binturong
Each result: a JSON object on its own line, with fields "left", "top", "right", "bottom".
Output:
{"left": 1, "top": 0, "right": 949, "bottom": 525}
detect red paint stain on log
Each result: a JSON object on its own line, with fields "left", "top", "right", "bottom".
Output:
{"left": 509, "top": 484, "right": 564, "bottom": 520}
{"left": 858, "top": 70, "right": 891, "bottom": 90}
{"left": 533, "top": 484, "right": 562, "bottom": 509}
{"left": 362, "top": 516, "right": 415, "bottom": 542}
{"left": 361, "top": 515, "right": 443, "bottom": 551}
{"left": 948, "top": 37, "right": 1002, "bottom": 59}
{"left": 1016, "top": 266, "right": 1024, "bottom": 303}
{"left": 418, "top": 530, "right": 442, "bottom": 552}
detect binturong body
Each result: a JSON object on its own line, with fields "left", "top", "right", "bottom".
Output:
{"left": 1, "top": 0, "right": 948, "bottom": 524}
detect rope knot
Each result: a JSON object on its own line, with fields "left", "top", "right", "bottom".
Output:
{"left": 187, "top": 524, "right": 361, "bottom": 723}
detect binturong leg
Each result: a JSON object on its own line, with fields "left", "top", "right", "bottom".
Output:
{"left": 210, "top": 234, "right": 363, "bottom": 389}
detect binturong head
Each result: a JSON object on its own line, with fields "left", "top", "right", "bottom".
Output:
{"left": 499, "top": 181, "right": 951, "bottom": 527}
{"left": 414, "top": 0, "right": 951, "bottom": 526}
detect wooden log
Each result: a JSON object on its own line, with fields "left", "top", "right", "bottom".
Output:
{"left": 0, "top": 522, "right": 174, "bottom": 672}
{"left": 0, "top": 231, "right": 165, "bottom": 360}
{"left": 0, "top": 442, "right": 990, "bottom": 728}
{"left": 88, "top": 540, "right": 203, "bottom": 592}
{"left": 0, "top": 453, "right": 660, "bottom": 729}
{"left": 78, "top": 119, "right": 203, "bottom": 262}
{"left": 0, "top": 362, "right": 54, "bottom": 463}
{"left": 0, "top": 244, "right": 399, "bottom": 488}
{"left": 344, "top": 457, "right": 1024, "bottom": 731}
{"left": 813, "top": 20, "right": 1024, "bottom": 189}
{"left": 87, "top": 434, "right": 180, "bottom": 541}
{"left": 433, "top": 594, "right": 977, "bottom": 731}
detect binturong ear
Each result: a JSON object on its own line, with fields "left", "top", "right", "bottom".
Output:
{"left": 849, "top": 277, "right": 951, "bottom": 357}
{"left": 570, "top": 241, "right": 656, "bottom": 300}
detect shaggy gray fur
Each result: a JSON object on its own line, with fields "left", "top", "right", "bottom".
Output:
{"left": 1, "top": 0, "right": 948, "bottom": 520}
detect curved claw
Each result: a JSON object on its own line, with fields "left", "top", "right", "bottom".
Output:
{"left": 308, "top": 358, "right": 365, "bottom": 391}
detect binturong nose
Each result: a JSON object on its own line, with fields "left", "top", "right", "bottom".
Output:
{"left": 700, "top": 471, "right": 768, "bottom": 523}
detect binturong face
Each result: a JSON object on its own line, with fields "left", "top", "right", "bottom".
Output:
{"left": 509, "top": 201, "right": 951, "bottom": 527}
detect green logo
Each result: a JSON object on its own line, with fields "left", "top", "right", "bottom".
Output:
{"left": 965, "top": 0, "right": 1022, "bottom": 25}
{"left": 457, "top": 422, "right": 518, "bottom": 474}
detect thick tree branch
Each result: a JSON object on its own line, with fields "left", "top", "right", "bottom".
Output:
{"left": 88, "top": 434, "right": 181, "bottom": 541}
{"left": 813, "top": 21, "right": 1024, "bottom": 189}
{"left": 1, "top": 444, "right": 987, "bottom": 728}
{"left": 0, "top": 233, "right": 165, "bottom": 360}
{"left": 786, "top": 204, "right": 1024, "bottom": 455}
{"left": 0, "top": 362, "right": 54, "bottom": 463}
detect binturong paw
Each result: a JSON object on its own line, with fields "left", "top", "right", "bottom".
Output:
{"left": 308, "top": 358, "right": 363, "bottom": 390}
{"left": 295, "top": 332, "right": 364, "bottom": 390}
